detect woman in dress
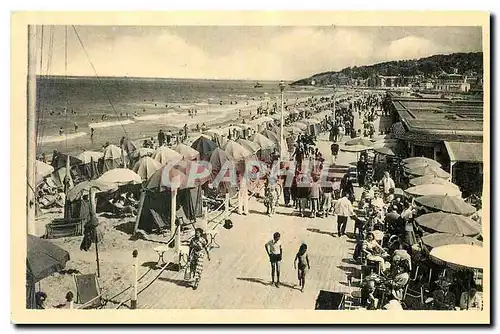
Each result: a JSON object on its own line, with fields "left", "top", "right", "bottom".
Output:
{"left": 186, "top": 228, "right": 211, "bottom": 290}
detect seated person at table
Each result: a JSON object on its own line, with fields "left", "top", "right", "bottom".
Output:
{"left": 432, "top": 281, "right": 456, "bottom": 310}
{"left": 459, "top": 285, "right": 482, "bottom": 310}
{"left": 388, "top": 262, "right": 410, "bottom": 301}
{"left": 363, "top": 232, "right": 389, "bottom": 271}
{"left": 361, "top": 279, "right": 378, "bottom": 310}
{"left": 391, "top": 242, "right": 412, "bottom": 272}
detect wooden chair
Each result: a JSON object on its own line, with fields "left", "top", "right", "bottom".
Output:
{"left": 150, "top": 209, "right": 169, "bottom": 236}
{"left": 74, "top": 273, "right": 103, "bottom": 309}
{"left": 343, "top": 273, "right": 362, "bottom": 310}
{"left": 45, "top": 218, "right": 85, "bottom": 239}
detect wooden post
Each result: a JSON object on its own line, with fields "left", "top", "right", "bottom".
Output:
{"left": 27, "top": 25, "right": 37, "bottom": 236}
{"left": 131, "top": 249, "right": 139, "bottom": 309}
{"left": 202, "top": 206, "right": 208, "bottom": 232}
{"left": 89, "top": 188, "right": 100, "bottom": 277}
{"left": 133, "top": 190, "right": 146, "bottom": 234}
{"left": 225, "top": 192, "right": 230, "bottom": 217}
{"left": 449, "top": 161, "right": 456, "bottom": 183}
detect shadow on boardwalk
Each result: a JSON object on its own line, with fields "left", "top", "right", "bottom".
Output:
{"left": 158, "top": 277, "right": 193, "bottom": 288}
{"left": 307, "top": 228, "right": 334, "bottom": 237}
{"left": 237, "top": 277, "right": 299, "bottom": 290}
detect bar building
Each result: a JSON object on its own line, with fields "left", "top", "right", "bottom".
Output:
{"left": 388, "top": 96, "right": 484, "bottom": 196}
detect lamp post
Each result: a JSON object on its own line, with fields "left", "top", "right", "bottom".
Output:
{"left": 332, "top": 84, "right": 337, "bottom": 119}
{"left": 279, "top": 81, "right": 285, "bottom": 163}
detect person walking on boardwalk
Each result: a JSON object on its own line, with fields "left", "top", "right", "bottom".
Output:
{"left": 185, "top": 228, "right": 211, "bottom": 290}
{"left": 294, "top": 243, "right": 310, "bottom": 292}
{"left": 334, "top": 193, "right": 357, "bottom": 238}
{"left": 265, "top": 232, "right": 283, "bottom": 287}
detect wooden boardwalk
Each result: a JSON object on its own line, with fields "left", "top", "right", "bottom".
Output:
{"left": 136, "top": 108, "right": 380, "bottom": 309}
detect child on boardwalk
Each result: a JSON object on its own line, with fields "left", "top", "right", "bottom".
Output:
{"left": 294, "top": 243, "right": 311, "bottom": 292}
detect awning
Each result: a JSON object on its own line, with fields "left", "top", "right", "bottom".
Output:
{"left": 444, "top": 141, "right": 483, "bottom": 163}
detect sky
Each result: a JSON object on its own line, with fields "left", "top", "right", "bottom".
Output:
{"left": 35, "top": 26, "right": 483, "bottom": 80}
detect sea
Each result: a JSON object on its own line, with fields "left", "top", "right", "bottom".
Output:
{"left": 35, "top": 76, "right": 335, "bottom": 156}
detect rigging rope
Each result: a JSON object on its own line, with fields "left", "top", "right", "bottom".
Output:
{"left": 71, "top": 25, "right": 129, "bottom": 138}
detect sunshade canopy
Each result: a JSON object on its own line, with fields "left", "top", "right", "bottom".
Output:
{"left": 415, "top": 212, "right": 481, "bottom": 236}
{"left": 415, "top": 195, "right": 476, "bottom": 216}
{"left": 153, "top": 146, "right": 183, "bottom": 165}
{"left": 422, "top": 233, "right": 482, "bottom": 249}
{"left": 405, "top": 184, "right": 462, "bottom": 198}
{"left": 409, "top": 176, "right": 459, "bottom": 187}
{"left": 429, "top": 244, "right": 485, "bottom": 270}
{"left": 76, "top": 151, "right": 104, "bottom": 164}
{"left": 67, "top": 179, "right": 118, "bottom": 202}
{"left": 174, "top": 143, "right": 200, "bottom": 160}
{"left": 345, "top": 138, "right": 373, "bottom": 146}
{"left": 223, "top": 140, "right": 254, "bottom": 161}
{"left": 27, "top": 235, "right": 70, "bottom": 283}
{"left": 103, "top": 144, "right": 126, "bottom": 160}
{"left": 133, "top": 156, "right": 164, "bottom": 180}
{"left": 237, "top": 139, "right": 261, "bottom": 154}
{"left": 97, "top": 168, "right": 142, "bottom": 186}
{"left": 251, "top": 133, "right": 275, "bottom": 150}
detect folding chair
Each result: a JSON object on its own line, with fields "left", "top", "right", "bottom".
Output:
{"left": 150, "top": 209, "right": 170, "bottom": 236}
{"left": 206, "top": 225, "right": 220, "bottom": 250}
{"left": 343, "top": 273, "right": 362, "bottom": 310}
{"left": 74, "top": 273, "right": 104, "bottom": 309}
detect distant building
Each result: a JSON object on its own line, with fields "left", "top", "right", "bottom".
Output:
{"left": 434, "top": 73, "right": 471, "bottom": 92}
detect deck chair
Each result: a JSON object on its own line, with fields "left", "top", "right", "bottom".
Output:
{"left": 45, "top": 217, "right": 85, "bottom": 239}
{"left": 74, "top": 273, "right": 103, "bottom": 309}
{"left": 150, "top": 209, "right": 170, "bottom": 236}
{"left": 343, "top": 272, "right": 362, "bottom": 310}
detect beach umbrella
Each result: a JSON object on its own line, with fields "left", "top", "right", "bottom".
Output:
{"left": 429, "top": 244, "right": 485, "bottom": 270}
{"left": 251, "top": 133, "right": 275, "bottom": 150}
{"left": 421, "top": 233, "right": 482, "bottom": 249}
{"left": 191, "top": 136, "right": 218, "bottom": 160}
{"left": 374, "top": 146, "right": 397, "bottom": 156}
{"left": 292, "top": 122, "right": 308, "bottom": 130}
{"left": 67, "top": 179, "right": 118, "bottom": 202}
{"left": 284, "top": 126, "right": 304, "bottom": 135}
{"left": 223, "top": 140, "right": 253, "bottom": 161}
{"left": 371, "top": 139, "right": 398, "bottom": 149}
{"left": 103, "top": 144, "right": 126, "bottom": 160}
{"left": 415, "top": 195, "right": 476, "bottom": 216}
{"left": 405, "top": 184, "right": 462, "bottom": 198}
{"left": 174, "top": 143, "right": 200, "bottom": 160}
{"left": 130, "top": 147, "right": 154, "bottom": 159}
{"left": 97, "top": 168, "right": 142, "bottom": 186}
{"left": 302, "top": 119, "right": 320, "bottom": 125}
{"left": 415, "top": 212, "right": 481, "bottom": 236}
{"left": 237, "top": 139, "right": 260, "bottom": 154}
{"left": 345, "top": 138, "right": 373, "bottom": 146}
{"left": 205, "top": 128, "right": 226, "bottom": 136}
{"left": 35, "top": 160, "right": 54, "bottom": 185}
{"left": 133, "top": 156, "right": 163, "bottom": 180}
{"left": 340, "top": 144, "right": 370, "bottom": 153}
{"left": 153, "top": 146, "right": 183, "bottom": 165}
{"left": 409, "top": 176, "right": 459, "bottom": 187}
{"left": 120, "top": 138, "right": 138, "bottom": 154}
{"left": 405, "top": 165, "right": 450, "bottom": 179}
{"left": 403, "top": 157, "right": 441, "bottom": 167}
{"left": 270, "top": 113, "right": 281, "bottom": 121}
{"left": 27, "top": 234, "right": 70, "bottom": 283}
{"left": 76, "top": 151, "right": 104, "bottom": 164}
{"left": 371, "top": 134, "right": 393, "bottom": 141}
{"left": 261, "top": 129, "right": 280, "bottom": 146}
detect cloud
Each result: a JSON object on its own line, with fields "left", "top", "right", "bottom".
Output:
{"left": 41, "top": 26, "right": 481, "bottom": 80}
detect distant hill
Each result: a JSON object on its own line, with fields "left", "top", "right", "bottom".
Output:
{"left": 291, "top": 52, "right": 483, "bottom": 86}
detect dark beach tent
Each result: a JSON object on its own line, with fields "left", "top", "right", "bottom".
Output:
{"left": 209, "top": 148, "right": 236, "bottom": 193}
{"left": 191, "top": 136, "right": 218, "bottom": 161}
{"left": 102, "top": 144, "right": 127, "bottom": 173}
{"left": 51, "top": 152, "right": 83, "bottom": 170}
{"left": 26, "top": 235, "right": 70, "bottom": 308}
{"left": 76, "top": 151, "right": 103, "bottom": 180}
{"left": 136, "top": 165, "right": 205, "bottom": 233}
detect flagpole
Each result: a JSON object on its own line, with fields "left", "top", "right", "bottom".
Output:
{"left": 279, "top": 81, "right": 285, "bottom": 165}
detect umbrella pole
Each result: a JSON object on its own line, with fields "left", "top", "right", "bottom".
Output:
{"left": 95, "top": 230, "right": 100, "bottom": 278}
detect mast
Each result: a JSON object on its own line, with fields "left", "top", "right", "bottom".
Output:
{"left": 27, "top": 25, "right": 37, "bottom": 235}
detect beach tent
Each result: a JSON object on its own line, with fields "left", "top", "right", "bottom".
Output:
{"left": 101, "top": 144, "right": 127, "bottom": 173}
{"left": 223, "top": 140, "right": 254, "bottom": 162}
{"left": 174, "top": 143, "right": 200, "bottom": 161}
{"left": 130, "top": 147, "right": 154, "bottom": 159}
{"left": 237, "top": 139, "right": 260, "bottom": 154}
{"left": 135, "top": 165, "right": 205, "bottom": 233}
{"left": 35, "top": 160, "right": 54, "bottom": 185}
{"left": 153, "top": 146, "right": 183, "bottom": 166}
{"left": 133, "top": 156, "right": 163, "bottom": 180}
{"left": 76, "top": 151, "right": 103, "bottom": 180}
{"left": 191, "top": 136, "right": 218, "bottom": 161}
